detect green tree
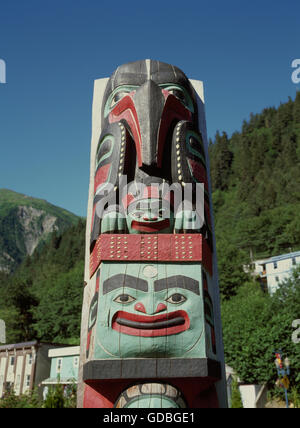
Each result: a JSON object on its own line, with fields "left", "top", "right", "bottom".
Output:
{"left": 209, "top": 131, "right": 233, "bottom": 191}
{"left": 231, "top": 376, "right": 243, "bottom": 408}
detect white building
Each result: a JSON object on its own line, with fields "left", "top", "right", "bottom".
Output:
{"left": 244, "top": 251, "right": 300, "bottom": 294}
{"left": 262, "top": 251, "right": 300, "bottom": 294}
{"left": 0, "top": 341, "right": 69, "bottom": 399}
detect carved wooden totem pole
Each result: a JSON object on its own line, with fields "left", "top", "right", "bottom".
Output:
{"left": 77, "top": 60, "right": 227, "bottom": 408}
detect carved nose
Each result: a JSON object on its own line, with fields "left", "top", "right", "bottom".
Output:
{"left": 134, "top": 302, "right": 146, "bottom": 313}
{"left": 134, "top": 302, "right": 167, "bottom": 314}
{"left": 155, "top": 303, "right": 167, "bottom": 313}
{"left": 133, "top": 80, "right": 165, "bottom": 166}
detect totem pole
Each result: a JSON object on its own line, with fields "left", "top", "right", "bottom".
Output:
{"left": 77, "top": 60, "right": 227, "bottom": 408}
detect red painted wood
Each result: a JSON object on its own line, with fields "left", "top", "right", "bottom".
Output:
{"left": 187, "top": 158, "right": 208, "bottom": 192}
{"left": 157, "top": 95, "right": 192, "bottom": 168}
{"left": 111, "top": 309, "right": 190, "bottom": 337}
{"left": 90, "top": 234, "right": 213, "bottom": 278}
{"left": 109, "top": 95, "right": 142, "bottom": 166}
{"left": 83, "top": 379, "right": 219, "bottom": 408}
{"left": 94, "top": 163, "right": 111, "bottom": 194}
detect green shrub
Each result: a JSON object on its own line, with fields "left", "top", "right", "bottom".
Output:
{"left": 0, "top": 388, "right": 41, "bottom": 408}
{"left": 231, "top": 376, "right": 243, "bottom": 408}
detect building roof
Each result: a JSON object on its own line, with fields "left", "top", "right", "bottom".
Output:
{"left": 0, "top": 341, "right": 75, "bottom": 352}
{"left": 42, "top": 377, "right": 78, "bottom": 385}
{"left": 0, "top": 340, "right": 38, "bottom": 351}
{"left": 48, "top": 346, "right": 80, "bottom": 358}
{"left": 264, "top": 250, "right": 300, "bottom": 265}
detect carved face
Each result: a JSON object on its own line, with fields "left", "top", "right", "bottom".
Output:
{"left": 91, "top": 263, "right": 206, "bottom": 359}
{"left": 126, "top": 198, "right": 174, "bottom": 234}
{"left": 90, "top": 60, "right": 211, "bottom": 249}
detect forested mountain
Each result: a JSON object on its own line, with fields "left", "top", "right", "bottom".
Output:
{"left": 0, "top": 219, "right": 85, "bottom": 343}
{"left": 209, "top": 91, "right": 300, "bottom": 298}
{"left": 0, "top": 189, "right": 79, "bottom": 273}
{"left": 1, "top": 93, "right": 299, "bottom": 344}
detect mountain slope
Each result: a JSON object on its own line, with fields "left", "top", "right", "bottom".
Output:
{"left": 0, "top": 219, "right": 86, "bottom": 343}
{"left": 0, "top": 189, "right": 79, "bottom": 273}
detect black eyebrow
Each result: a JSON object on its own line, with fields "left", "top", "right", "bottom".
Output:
{"left": 103, "top": 274, "right": 148, "bottom": 294}
{"left": 154, "top": 276, "right": 199, "bottom": 295}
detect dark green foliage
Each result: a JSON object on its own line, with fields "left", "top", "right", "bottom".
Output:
{"left": 0, "top": 219, "right": 86, "bottom": 343}
{"left": 209, "top": 131, "right": 233, "bottom": 191}
{"left": 0, "top": 388, "right": 42, "bottom": 408}
{"left": 43, "top": 381, "right": 77, "bottom": 408}
{"left": 210, "top": 94, "right": 300, "bottom": 298}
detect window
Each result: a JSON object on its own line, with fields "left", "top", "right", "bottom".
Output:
{"left": 28, "top": 353, "right": 32, "bottom": 364}
{"left": 73, "top": 356, "right": 79, "bottom": 368}
{"left": 275, "top": 276, "right": 279, "bottom": 282}
{"left": 292, "top": 257, "right": 296, "bottom": 266}
{"left": 57, "top": 358, "right": 62, "bottom": 373}
{"left": 10, "top": 356, "right": 15, "bottom": 366}
{"left": 26, "top": 375, "right": 30, "bottom": 387}
{"left": 274, "top": 262, "right": 278, "bottom": 269}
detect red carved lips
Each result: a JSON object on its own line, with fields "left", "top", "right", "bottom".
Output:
{"left": 112, "top": 310, "right": 190, "bottom": 337}
{"left": 131, "top": 218, "right": 170, "bottom": 233}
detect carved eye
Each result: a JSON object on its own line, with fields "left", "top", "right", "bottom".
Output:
{"left": 168, "top": 89, "right": 186, "bottom": 103}
{"left": 166, "top": 293, "right": 186, "bottom": 304}
{"left": 114, "top": 294, "right": 136, "bottom": 304}
{"left": 110, "top": 91, "right": 129, "bottom": 108}
{"left": 161, "top": 84, "right": 194, "bottom": 113}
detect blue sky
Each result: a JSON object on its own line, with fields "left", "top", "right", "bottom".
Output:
{"left": 0, "top": 0, "right": 299, "bottom": 217}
